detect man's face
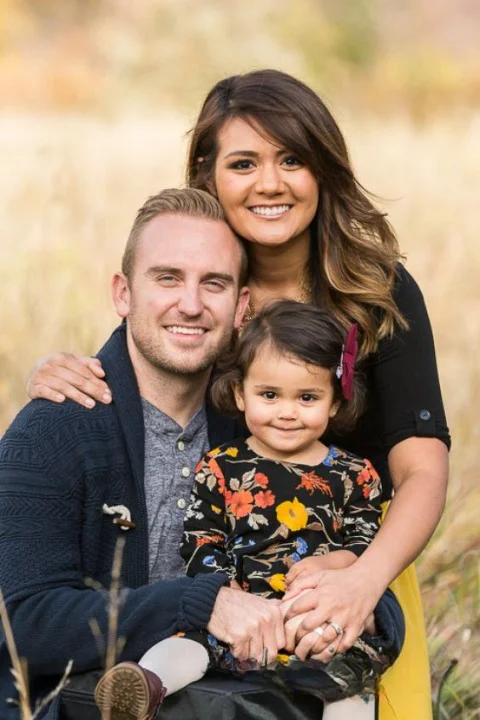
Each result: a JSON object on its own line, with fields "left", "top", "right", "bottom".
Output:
{"left": 113, "top": 213, "right": 249, "bottom": 378}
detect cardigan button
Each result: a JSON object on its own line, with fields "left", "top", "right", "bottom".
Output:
{"left": 182, "top": 466, "right": 191, "bottom": 478}
{"left": 177, "top": 498, "right": 187, "bottom": 509}
{"left": 419, "top": 409, "right": 431, "bottom": 421}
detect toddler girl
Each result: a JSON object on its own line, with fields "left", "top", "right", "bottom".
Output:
{"left": 95, "top": 301, "right": 403, "bottom": 720}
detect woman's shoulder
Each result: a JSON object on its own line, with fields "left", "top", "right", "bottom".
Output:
{"left": 392, "top": 263, "right": 426, "bottom": 317}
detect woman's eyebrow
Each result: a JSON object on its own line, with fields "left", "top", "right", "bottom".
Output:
{"left": 223, "top": 148, "right": 287, "bottom": 160}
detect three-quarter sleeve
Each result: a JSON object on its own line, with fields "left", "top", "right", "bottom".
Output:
{"left": 341, "top": 458, "right": 383, "bottom": 557}
{"left": 180, "top": 454, "right": 237, "bottom": 581}
{"left": 371, "top": 266, "right": 451, "bottom": 452}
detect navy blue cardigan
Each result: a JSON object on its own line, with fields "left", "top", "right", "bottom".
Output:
{"left": 0, "top": 324, "right": 233, "bottom": 719}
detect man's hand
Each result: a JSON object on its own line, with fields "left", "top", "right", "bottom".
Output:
{"left": 208, "top": 587, "right": 285, "bottom": 665}
{"left": 285, "top": 550, "right": 357, "bottom": 594}
{"left": 26, "top": 353, "right": 111, "bottom": 408}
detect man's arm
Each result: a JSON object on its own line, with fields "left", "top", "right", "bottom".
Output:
{"left": 0, "top": 410, "right": 226, "bottom": 677}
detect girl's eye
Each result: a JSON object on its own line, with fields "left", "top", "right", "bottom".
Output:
{"left": 228, "top": 159, "right": 255, "bottom": 171}
{"left": 262, "top": 391, "right": 277, "bottom": 400}
{"left": 300, "top": 394, "right": 317, "bottom": 402}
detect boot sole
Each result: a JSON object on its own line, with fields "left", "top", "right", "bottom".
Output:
{"left": 95, "top": 663, "right": 153, "bottom": 720}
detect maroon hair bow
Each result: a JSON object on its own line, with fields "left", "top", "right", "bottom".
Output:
{"left": 336, "top": 324, "right": 358, "bottom": 401}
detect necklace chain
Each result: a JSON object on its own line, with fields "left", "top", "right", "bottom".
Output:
{"left": 242, "top": 271, "right": 313, "bottom": 326}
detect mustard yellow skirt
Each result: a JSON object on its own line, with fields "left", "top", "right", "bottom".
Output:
{"left": 377, "top": 508, "right": 432, "bottom": 719}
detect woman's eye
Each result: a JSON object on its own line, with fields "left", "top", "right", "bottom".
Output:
{"left": 262, "top": 391, "right": 277, "bottom": 400}
{"left": 228, "top": 159, "right": 255, "bottom": 171}
{"left": 282, "top": 155, "right": 302, "bottom": 168}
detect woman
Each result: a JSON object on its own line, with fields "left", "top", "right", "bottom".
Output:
{"left": 27, "top": 69, "right": 450, "bottom": 718}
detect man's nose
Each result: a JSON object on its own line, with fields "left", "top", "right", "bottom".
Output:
{"left": 177, "top": 285, "right": 204, "bottom": 316}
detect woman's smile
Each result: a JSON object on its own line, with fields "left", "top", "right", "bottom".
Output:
{"left": 214, "top": 117, "right": 319, "bottom": 249}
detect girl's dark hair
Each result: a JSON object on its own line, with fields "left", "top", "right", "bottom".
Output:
{"left": 187, "top": 68, "right": 408, "bottom": 357}
{"left": 211, "top": 300, "right": 365, "bottom": 433}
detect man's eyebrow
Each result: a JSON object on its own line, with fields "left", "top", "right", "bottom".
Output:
{"left": 145, "top": 265, "right": 181, "bottom": 276}
{"left": 202, "top": 272, "right": 234, "bottom": 283}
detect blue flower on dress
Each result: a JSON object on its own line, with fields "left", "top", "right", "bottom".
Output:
{"left": 295, "top": 537, "right": 308, "bottom": 556}
{"left": 202, "top": 555, "right": 216, "bottom": 567}
{"left": 290, "top": 552, "right": 301, "bottom": 563}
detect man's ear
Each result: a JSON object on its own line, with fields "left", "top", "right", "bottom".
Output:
{"left": 112, "top": 272, "right": 131, "bottom": 318}
{"left": 233, "top": 381, "right": 245, "bottom": 412}
{"left": 234, "top": 287, "right": 250, "bottom": 330}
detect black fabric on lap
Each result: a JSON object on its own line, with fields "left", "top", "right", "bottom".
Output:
{"left": 60, "top": 670, "right": 325, "bottom": 720}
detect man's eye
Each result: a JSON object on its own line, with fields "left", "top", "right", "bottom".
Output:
{"left": 262, "top": 391, "right": 277, "bottom": 400}
{"left": 157, "top": 275, "right": 176, "bottom": 284}
{"left": 205, "top": 280, "right": 225, "bottom": 292}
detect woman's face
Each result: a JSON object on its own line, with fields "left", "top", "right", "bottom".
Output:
{"left": 214, "top": 117, "right": 319, "bottom": 249}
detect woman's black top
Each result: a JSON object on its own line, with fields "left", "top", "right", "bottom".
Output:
{"left": 233, "top": 265, "right": 450, "bottom": 500}
{"left": 325, "top": 264, "right": 450, "bottom": 498}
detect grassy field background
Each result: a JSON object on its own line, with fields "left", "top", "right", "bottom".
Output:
{"left": 1, "top": 2, "right": 479, "bottom": 716}
{"left": 0, "top": 111, "right": 478, "bottom": 717}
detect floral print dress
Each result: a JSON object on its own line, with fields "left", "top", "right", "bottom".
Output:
{"left": 180, "top": 439, "right": 382, "bottom": 597}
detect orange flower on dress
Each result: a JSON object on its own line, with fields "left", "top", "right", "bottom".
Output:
{"left": 195, "top": 534, "right": 225, "bottom": 546}
{"left": 296, "top": 471, "right": 333, "bottom": 496}
{"left": 276, "top": 498, "right": 309, "bottom": 531}
{"left": 228, "top": 490, "right": 254, "bottom": 519}
{"left": 254, "top": 490, "right": 275, "bottom": 508}
{"left": 254, "top": 472, "right": 269, "bottom": 487}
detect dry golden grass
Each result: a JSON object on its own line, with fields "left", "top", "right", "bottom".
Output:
{"left": 0, "top": 112, "right": 478, "bottom": 716}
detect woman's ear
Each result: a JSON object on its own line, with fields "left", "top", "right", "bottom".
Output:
{"left": 233, "top": 382, "right": 245, "bottom": 412}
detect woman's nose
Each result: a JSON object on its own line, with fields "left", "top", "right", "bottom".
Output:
{"left": 255, "top": 163, "right": 284, "bottom": 195}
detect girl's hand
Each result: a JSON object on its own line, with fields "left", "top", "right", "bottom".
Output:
{"left": 285, "top": 550, "right": 357, "bottom": 594}
{"left": 284, "top": 564, "right": 383, "bottom": 660}
{"left": 26, "top": 353, "right": 111, "bottom": 408}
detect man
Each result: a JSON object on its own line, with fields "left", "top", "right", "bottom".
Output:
{"left": 0, "top": 188, "right": 286, "bottom": 719}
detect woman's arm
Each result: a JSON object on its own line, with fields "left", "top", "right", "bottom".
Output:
{"left": 26, "top": 352, "right": 112, "bottom": 407}
{"left": 285, "top": 268, "right": 450, "bottom": 656}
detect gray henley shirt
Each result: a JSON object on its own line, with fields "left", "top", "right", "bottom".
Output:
{"left": 142, "top": 397, "right": 209, "bottom": 583}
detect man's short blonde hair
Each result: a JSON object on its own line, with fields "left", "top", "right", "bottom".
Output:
{"left": 122, "top": 188, "right": 248, "bottom": 284}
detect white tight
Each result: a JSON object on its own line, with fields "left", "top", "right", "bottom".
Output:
{"left": 139, "top": 637, "right": 209, "bottom": 697}
{"left": 323, "top": 695, "right": 376, "bottom": 719}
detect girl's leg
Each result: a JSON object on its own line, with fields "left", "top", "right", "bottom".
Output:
{"left": 139, "top": 636, "right": 210, "bottom": 695}
{"left": 95, "top": 636, "right": 209, "bottom": 719}
{"left": 323, "top": 696, "right": 376, "bottom": 720}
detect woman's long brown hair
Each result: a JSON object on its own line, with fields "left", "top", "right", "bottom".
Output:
{"left": 187, "top": 69, "right": 408, "bottom": 356}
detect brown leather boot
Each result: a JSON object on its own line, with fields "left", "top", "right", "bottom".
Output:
{"left": 95, "top": 661, "right": 167, "bottom": 720}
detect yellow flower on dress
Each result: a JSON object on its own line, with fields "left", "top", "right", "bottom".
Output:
{"left": 224, "top": 447, "right": 239, "bottom": 457}
{"left": 211, "top": 505, "right": 222, "bottom": 514}
{"left": 276, "top": 498, "right": 309, "bottom": 531}
{"left": 209, "top": 448, "right": 221, "bottom": 457}
{"left": 276, "top": 654, "right": 290, "bottom": 665}
{"left": 269, "top": 573, "right": 286, "bottom": 593}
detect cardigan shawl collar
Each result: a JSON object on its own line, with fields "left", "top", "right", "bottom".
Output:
{"left": 97, "top": 323, "right": 238, "bottom": 483}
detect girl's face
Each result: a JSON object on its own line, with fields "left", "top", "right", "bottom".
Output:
{"left": 234, "top": 346, "right": 339, "bottom": 463}
{"left": 214, "top": 117, "right": 319, "bottom": 250}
